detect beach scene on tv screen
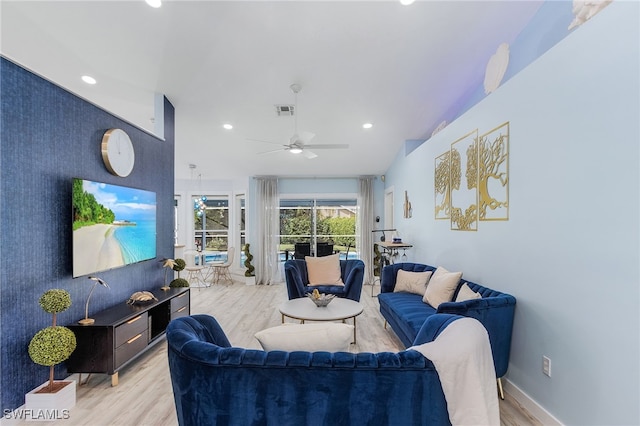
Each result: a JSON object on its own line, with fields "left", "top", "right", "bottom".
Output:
{"left": 73, "top": 179, "right": 156, "bottom": 277}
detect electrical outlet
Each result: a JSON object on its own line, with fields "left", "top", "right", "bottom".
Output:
{"left": 543, "top": 355, "right": 551, "bottom": 377}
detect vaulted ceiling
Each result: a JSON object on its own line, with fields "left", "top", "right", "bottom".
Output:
{"left": 1, "top": 1, "right": 544, "bottom": 180}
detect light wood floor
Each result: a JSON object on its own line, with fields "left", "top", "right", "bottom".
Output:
{"left": 12, "top": 280, "right": 541, "bottom": 425}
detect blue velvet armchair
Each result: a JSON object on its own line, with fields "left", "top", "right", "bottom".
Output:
{"left": 284, "top": 258, "right": 365, "bottom": 302}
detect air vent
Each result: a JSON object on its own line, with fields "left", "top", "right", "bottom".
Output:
{"left": 275, "top": 104, "right": 295, "bottom": 116}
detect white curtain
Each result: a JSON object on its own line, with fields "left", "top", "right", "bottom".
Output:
{"left": 255, "top": 177, "right": 281, "bottom": 285}
{"left": 357, "top": 176, "right": 375, "bottom": 285}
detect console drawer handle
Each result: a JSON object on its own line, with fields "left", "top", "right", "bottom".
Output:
{"left": 177, "top": 306, "right": 187, "bottom": 313}
{"left": 127, "top": 334, "right": 142, "bottom": 344}
{"left": 127, "top": 316, "right": 142, "bottom": 325}
{"left": 177, "top": 293, "right": 186, "bottom": 299}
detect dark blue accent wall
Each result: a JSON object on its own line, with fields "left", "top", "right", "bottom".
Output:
{"left": 0, "top": 57, "right": 175, "bottom": 411}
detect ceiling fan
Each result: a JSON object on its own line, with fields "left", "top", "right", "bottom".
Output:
{"left": 248, "top": 83, "right": 349, "bottom": 159}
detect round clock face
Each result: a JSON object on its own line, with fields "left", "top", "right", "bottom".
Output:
{"left": 101, "top": 129, "right": 135, "bottom": 177}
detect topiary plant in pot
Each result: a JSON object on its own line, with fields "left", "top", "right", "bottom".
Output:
{"left": 243, "top": 244, "right": 256, "bottom": 285}
{"left": 26, "top": 289, "right": 77, "bottom": 410}
{"left": 170, "top": 258, "right": 189, "bottom": 287}
{"left": 243, "top": 244, "right": 255, "bottom": 277}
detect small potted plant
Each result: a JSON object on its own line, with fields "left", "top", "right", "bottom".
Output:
{"left": 170, "top": 258, "right": 189, "bottom": 287}
{"left": 244, "top": 244, "right": 255, "bottom": 285}
{"left": 26, "top": 289, "right": 77, "bottom": 411}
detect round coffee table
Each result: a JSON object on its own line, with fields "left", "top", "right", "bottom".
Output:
{"left": 279, "top": 298, "right": 364, "bottom": 344}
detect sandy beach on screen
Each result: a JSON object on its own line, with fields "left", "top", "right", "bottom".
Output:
{"left": 73, "top": 224, "right": 125, "bottom": 276}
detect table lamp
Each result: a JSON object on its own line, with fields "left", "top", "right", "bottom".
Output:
{"left": 79, "top": 276, "right": 110, "bottom": 325}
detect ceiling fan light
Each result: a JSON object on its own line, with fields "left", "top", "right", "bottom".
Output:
{"left": 289, "top": 147, "right": 303, "bottom": 154}
{"left": 81, "top": 75, "right": 96, "bottom": 85}
{"left": 399, "top": 0, "right": 415, "bottom": 5}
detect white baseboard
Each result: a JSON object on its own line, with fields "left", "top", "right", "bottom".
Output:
{"left": 503, "top": 378, "right": 563, "bottom": 426}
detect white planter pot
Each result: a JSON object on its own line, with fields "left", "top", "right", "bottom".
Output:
{"left": 245, "top": 276, "right": 256, "bottom": 286}
{"left": 25, "top": 380, "right": 76, "bottom": 414}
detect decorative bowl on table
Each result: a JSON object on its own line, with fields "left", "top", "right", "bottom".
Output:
{"left": 306, "top": 290, "right": 335, "bottom": 307}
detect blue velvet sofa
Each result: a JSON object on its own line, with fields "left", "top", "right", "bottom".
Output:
{"left": 284, "top": 259, "right": 365, "bottom": 302}
{"left": 167, "top": 313, "right": 463, "bottom": 426}
{"left": 378, "top": 263, "right": 516, "bottom": 390}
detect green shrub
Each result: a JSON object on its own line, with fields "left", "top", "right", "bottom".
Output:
{"left": 170, "top": 278, "right": 190, "bottom": 288}
{"left": 243, "top": 244, "right": 255, "bottom": 277}
{"left": 172, "top": 258, "right": 186, "bottom": 272}
{"left": 39, "top": 289, "right": 72, "bottom": 314}
{"left": 28, "top": 327, "right": 76, "bottom": 367}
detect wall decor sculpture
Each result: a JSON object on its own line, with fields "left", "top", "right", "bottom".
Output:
{"left": 434, "top": 151, "right": 451, "bottom": 220}
{"left": 478, "top": 122, "right": 509, "bottom": 221}
{"left": 434, "top": 122, "right": 510, "bottom": 232}
{"left": 403, "top": 190, "right": 412, "bottom": 218}
{"left": 450, "top": 130, "right": 479, "bottom": 231}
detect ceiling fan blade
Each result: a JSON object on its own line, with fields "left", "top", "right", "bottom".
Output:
{"left": 304, "top": 144, "right": 349, "bottom": 150}
{"left": 298, "top": 131, "right": 315, "bottom": 144}
{"left": 257, "top": 148, "right": 284, "bottom": 155}
{"left": 302, "top": 149, "right": 318, "bottom": 159}
{"left": 246, "top": 138, "right": 287, "bottom": 147}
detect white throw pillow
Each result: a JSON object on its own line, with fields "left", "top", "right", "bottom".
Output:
{"left": 305, "top": 254, "right": 344, "bottom": 286}
{"left": 254, "top": 323, "right": 354, "bottom": 352}
{"left": 423, "top": 266, "right": 463, "bottom": 308}
{"left": 455, "top": 283, "right": 482, "bottom": 302}
{"left": 394, "top": 269, "right": 433, "bottom": 296}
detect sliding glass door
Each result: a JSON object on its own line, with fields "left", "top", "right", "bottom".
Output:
{"left": 279, "top": 198, "right": 357, "bottom": 260}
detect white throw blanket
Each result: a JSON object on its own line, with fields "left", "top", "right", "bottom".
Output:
{"left": 409, "top": 318, "right": 500, "bottom": 426}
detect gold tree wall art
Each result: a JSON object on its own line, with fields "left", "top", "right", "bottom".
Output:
{"left": 450, "top": 130, "right": 479, "bottom": 231}
{"left": 434, "top": 151, "right": 451, "bottom": 219}
{"left": 478, "top": 122, "right": 509, "bottom": 220}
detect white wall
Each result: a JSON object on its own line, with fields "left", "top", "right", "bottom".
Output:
{"left": 383, "top": 3, "right": 639, "bottom": 425}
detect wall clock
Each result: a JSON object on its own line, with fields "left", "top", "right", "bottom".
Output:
{"left": 101, "top": 128, "right": 135, "bottom": 177}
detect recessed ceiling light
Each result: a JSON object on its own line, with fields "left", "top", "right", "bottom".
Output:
{"left": 400, "top": 0, "right": 415, "bottom": 5}
{"left": 81, "top": 75, "right": 96, "bottom": 85}
{"left": 146, "top": 0, "right": 162, "bottom": 8}
{"left": 223, "top": 124, "right": 233, "bottom": 130}
{"left": 362, "top": 123, "right": 373, "bottom": 129}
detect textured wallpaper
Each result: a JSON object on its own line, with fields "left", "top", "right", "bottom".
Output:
{"left": 0, "top": 58, "right": 175, "bottom": 411}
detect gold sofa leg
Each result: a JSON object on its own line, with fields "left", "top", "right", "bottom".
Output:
{"left": 384, "top": 320, "right": 388, "bottom": 329}
{"left": 497, "top": 378, "right": 504, "bottom": 400}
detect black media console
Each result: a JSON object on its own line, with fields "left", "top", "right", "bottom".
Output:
{"left": 66, "top": 287, "right": 190, "bottom": 386}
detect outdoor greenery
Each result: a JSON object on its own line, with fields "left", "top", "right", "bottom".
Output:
{"left": 72, "top": 179, "right": 115, "bottom": 230}
{"left": 194, "top": 200, "right": 229, "bottom": 250}
{"left": 280, "top": 209, "right": 355, "bottom": 249}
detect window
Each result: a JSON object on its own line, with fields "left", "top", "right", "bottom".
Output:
{"left": 279, "top": 198, "right": 357, "bottom": 259}
{"left": 236, "top": 194, "right": 246, "bottom": 268}
{"left": 194, "top": 195, "right": 229, "bottom": 261}
{"left": 173, "top": 195, "right": 181, "bottom": 246}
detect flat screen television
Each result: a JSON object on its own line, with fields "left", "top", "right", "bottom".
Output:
{"left": 72, "top": 178, "right": 157, "bottom": 278}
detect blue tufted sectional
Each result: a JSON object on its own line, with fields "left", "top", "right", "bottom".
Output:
{"left": 378, "top": 262, "right": 516, "bottom": 390}
{"left": 167, "top": 313, "right": 465, "bottom": 426}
